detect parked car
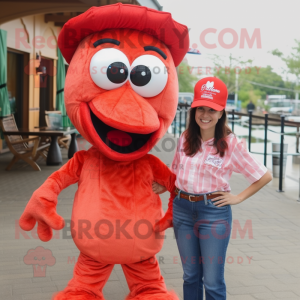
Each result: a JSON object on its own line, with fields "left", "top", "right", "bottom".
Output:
{"left": 285, "top": 116, "right": 300, "bottom": 122}
{"left": 178, "top": 92, "right": 193, "bottom": 105}
{"left": 266, "top": 100, "right": 293, "bottom": 114}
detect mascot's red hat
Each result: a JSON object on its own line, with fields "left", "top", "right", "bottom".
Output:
{"left": 58, "top": 3, "right": 189, "bottom": 67}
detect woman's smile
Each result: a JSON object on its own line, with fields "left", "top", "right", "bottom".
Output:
{"left": 200, "top": 119, "right": 211, "bottom": 124}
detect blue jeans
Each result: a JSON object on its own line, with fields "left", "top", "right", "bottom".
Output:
{"left": 173, "top": 191, "right": 232, "bottom": 300}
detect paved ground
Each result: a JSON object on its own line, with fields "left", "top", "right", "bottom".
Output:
{"left": 0, "top": 134, "right": 300, "bottom": 300}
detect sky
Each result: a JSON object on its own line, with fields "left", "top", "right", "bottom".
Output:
{"left": 158, "top": 0, "right": 300, "bottom": 82}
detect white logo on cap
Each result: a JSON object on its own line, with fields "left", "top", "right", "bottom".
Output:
{"left": 200, "top": 80, "right": 221, "bottom": 100}
{"left": 201, "top": 81, "right": 220, "bottom": 93}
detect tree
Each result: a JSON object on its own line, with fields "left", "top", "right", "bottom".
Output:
{"left": 210, "top": 53, "right": 253, "bottom": 94}
{"left": 210, "top": 54, "right": 292, "bottom": 108}
{"left": 272, "top": 39, "right": 300, "bottom": 98}
{"left": 177, "top": 62, "right": 198, "bottom": 92}
{"left": 238, "top": 66, "right": 288, "bottom": 108}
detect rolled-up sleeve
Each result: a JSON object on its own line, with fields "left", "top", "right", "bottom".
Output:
{"left": 231, "top": 140, "right": 267, "bottom": 184}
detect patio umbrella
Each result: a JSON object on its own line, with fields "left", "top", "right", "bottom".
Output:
{"left": 0, "top": 29, "right": 11, "bottom": 138}
{"left": 55, "top": 48, "right": 71, "bottom": 127}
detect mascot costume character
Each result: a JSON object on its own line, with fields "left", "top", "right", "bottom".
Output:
{"left": 19, "top": 3, "right": 189, "bottom": 300}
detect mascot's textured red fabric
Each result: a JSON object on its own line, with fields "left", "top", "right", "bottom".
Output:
{"left": 19, "top": 3, "right": 189, "bottom": 300}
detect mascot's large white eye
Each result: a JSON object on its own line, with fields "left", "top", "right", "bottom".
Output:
{"left": 129, "top": 55, "right": 168, "bottom": 98}
{"left": 90, "top": 48, "right": 130, "bottom": 90}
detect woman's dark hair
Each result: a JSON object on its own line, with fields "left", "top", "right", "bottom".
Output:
{"left": 183, "top": 107, "right": 232, "bottom": 157}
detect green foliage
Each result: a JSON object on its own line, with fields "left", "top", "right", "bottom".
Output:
{"left": 177, "top": 62, "right": 198, "bottom": 92}
{"left": 177, "top": 47, "right": 300, "bottom": 109}
{"left": 210, "top": 54, "right": 296, "bottom": 108}
{"left": 238, "top": 66, "right": 286, "bottom": 106}
{"left": 210, "top": 53, "right": 253, "bottom": 94}
{"left": 272, "top": 40, "right": 300, "bottom": 98}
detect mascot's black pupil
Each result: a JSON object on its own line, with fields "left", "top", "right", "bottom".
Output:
{"left": 130, "top": 65, "right": 151, "bottom": 87}
{"left": 107, "top": 62, "right": 128, "bottom": 84}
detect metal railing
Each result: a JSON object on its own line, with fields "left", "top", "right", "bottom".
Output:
{"left": 171, "top": 105, "right": 300, "bottom": 199}
{"left": 171, "top": 104, "right": 189, "bottom": 137}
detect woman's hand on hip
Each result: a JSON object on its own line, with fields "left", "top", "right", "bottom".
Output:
{"left": 152, "top": 181, "right": 167, "bottom": 194}
{"left": 211, "top": 192, "right": 243, "bottom": 207}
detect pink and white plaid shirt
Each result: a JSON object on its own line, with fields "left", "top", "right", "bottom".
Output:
{"left": 171, "top": 133, "right": 267, "bottom": 194}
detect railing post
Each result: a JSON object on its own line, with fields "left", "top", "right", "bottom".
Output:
{"left": 179, "top": 108, "right": 182, "bottom": 136}
{"left": 297, "top": 126, "right": 299, "bottom": 153}
{"left": 297, "top": 126, "right": 300, "bottom": 202}
{"left": 298, "top": 170, "right": 300, "bottom": 202}
{"left": 248, "top": 111, "right": 252, "bottom": 152}
{"left": 173, "top": 114, "right": 176, "bottom": 137}
{"left": 231, "top": 109, "right": 235, "bottom": 132}
{"left": 185, "top": 105, "right": 187, "bottom": 130}
{"left": 277, "top": 115, "right": 285, "bottom": 192}
{"left": 264, "top": 113, "right": 268, "bottom": 166}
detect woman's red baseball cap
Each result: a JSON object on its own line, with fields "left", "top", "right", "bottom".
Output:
{"left": 191, "top": 77, "right": 228, "bottom": 111}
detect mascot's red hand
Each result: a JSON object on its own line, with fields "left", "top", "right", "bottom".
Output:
{"left": 148, "top": 155, "right": 176, "bottom": 233}
{"left": 19, "top": 151, "right": 85, "bottom": 242}
{"left": 19, "top": 179, "right": 65, "bottom": 242}
{"left": 154, "top": 192, "right": 176, "bottom": 232}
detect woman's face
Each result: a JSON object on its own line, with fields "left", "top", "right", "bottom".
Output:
{"left": 195, "top": 106, "right": 223, "bottom": 131}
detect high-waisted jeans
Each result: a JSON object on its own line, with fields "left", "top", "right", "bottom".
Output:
{"left": 173, "top": 191, "right": 232, "bottom": 300}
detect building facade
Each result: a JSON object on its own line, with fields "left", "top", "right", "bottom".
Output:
{"left": 0, "top": 0, "right": 162, "bottom": 152}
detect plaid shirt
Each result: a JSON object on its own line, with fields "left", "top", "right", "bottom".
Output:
{"left": 171, "top": 133, "right": 267, "bottom": 194}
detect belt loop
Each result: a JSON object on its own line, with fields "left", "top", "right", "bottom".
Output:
{"left": 204, "top": 194, "right": 208, "bottom": 205}
{"left": 178, "top": 190, "right": 181, "bottom": 200}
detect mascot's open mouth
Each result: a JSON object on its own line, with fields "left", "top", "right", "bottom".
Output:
{"left": 90, "top": 108, "right": 153, "bottom": 154}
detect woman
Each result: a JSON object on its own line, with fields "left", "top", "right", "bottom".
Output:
{"left": 153, "top": 77, "right": 272, "bottom": 300}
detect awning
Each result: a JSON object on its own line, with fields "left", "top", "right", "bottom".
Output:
{"left": 55, "top": 48, "right": 72, "bottom": 127}
{"left": 0, "top": 29, "right": 11, "bottom": 118}
{"left": 0, "top": 29, "right": 11, "bottom": 139}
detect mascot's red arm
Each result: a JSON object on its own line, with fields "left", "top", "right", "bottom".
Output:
{"left": 19, "top": 151, "right": 175, "bottom": 241}
{"left": 148, "top": 155, "right": 176, "bottom": 232}
{"left": 19, "top": 151, "right": 85, "bottom": 241}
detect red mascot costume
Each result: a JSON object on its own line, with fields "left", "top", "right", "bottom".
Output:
{"left": 19, "top": 3, "right": 189, "bottom": 300}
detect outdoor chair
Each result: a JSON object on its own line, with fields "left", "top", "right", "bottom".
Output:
{"left": 45, "top": 111, "right": 71, "bottom": 149}
{"left": 0, "top": 115, "right": 50, "bottom": 171}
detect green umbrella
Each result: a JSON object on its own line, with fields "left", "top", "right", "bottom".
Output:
{"left": 0, "top": 29, "right": 11, "bottom": 138}
{"left": 56, "top": 48, "right": 72, "bottom": 127}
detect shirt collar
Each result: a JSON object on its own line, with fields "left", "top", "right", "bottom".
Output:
{"left": 201, "top": 137, "right": 214, "bottom": 145}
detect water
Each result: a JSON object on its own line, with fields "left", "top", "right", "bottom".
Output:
{"left": 231, "top": 122, "right": 299, "bottom": 155}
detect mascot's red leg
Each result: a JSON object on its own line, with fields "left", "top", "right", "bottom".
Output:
{"left": 52, "top": 253, "right": 114, "bottom": 300}
{"left": 122, "top": 256, "right": 179, "bottom": 300}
